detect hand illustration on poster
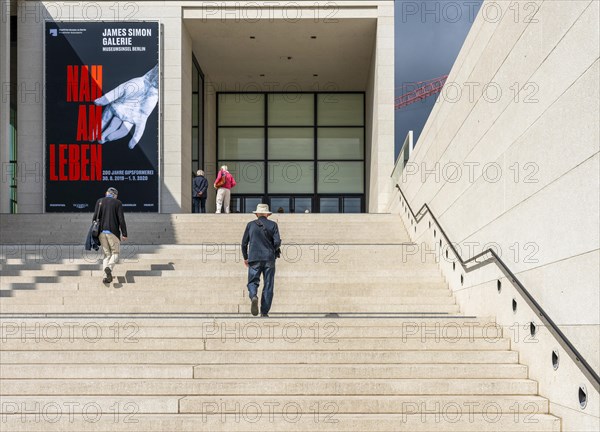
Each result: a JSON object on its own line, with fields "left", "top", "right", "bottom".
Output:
{"left": 94, "top": 64, "right": 159, "bottom": 149}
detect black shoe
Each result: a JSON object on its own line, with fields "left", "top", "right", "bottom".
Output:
{"left": 103, "top": 267, "right": 113, "bottom": 284}
{"left": 250, "top": 296, "right": 259, "bottom": 316}
{"left": 261, "top": 313, "right": 269, "bottom": 317}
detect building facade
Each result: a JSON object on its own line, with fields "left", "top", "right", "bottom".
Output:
{"left": 0, "top": 0, "right": 395, "bottom": 213}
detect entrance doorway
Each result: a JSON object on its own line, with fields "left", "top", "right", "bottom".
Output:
{"left": 217, "top": 92, "right": 366, "bottom": 213}
{"left": 229, "top": 195, "right": 363, "bottom": 213}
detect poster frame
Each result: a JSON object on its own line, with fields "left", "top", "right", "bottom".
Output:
{"left": 42, "top": 19, "right": 162, "bottom": 213}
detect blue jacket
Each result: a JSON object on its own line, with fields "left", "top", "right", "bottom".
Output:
{"left": 241, "top": 217, "right": 281, "bottom": 263}
{"left": 193, "top": 175, "right": 208, "bottom": 198}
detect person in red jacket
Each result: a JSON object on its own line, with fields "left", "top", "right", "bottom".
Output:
{"left": 214, "top": 165, "right": 237, "bottom": 213}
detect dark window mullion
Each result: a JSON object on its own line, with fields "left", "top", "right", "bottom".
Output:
{"left": 313, "top": 93, "right": 318, "bottom": 205}
{"left": 264, "top": 94, "right": 268, "bottom": 200}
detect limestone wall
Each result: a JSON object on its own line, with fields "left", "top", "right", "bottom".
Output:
{"left": 391, "top": 1, "right": 599, "bottom": 428}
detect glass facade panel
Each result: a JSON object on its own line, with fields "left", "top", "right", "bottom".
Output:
{"left": 268, "top": 162, "right": 314, "bottom": 194}
{"left": 219, "top": 161, "right": 265, "bottom": 194}
{"left": 268, "top": 128, "right": 314, "bottom": 160}
{"left": 219, "top": 94, "right": 265, "bottom": 126}
{"left": 320, "top": 198, "right": 339, "bottom": 213}
{"left": 318, "top": 162, "right": 364, "bottom": 193}
{"left": 219, "top": 128, "right": 264, "bottom": 160}
{"left": 268, "top": 94, "right": 314, "bottom": 126}
{"left": 244, "top": 197, "right": 263, "bottom": 213}
{"left": 192, "top": 94, "right": 199, "bottom": 127}
{"left": 294, "top": 198, "right": 313, "bottom": 213}
{"left": 270, "top": 197, "right": 291, "bottom": 214}
{"left": 229, "top": 197, "right": 241, "bottom": 213}
{"left": 317, "top": 128, "right": 364, "bottom": 160}
{"left": 343, "top": 197, "right": 362, "bottom": 213}
{"left": 317, "top": 94, "right": 364, "bottom": 126}
{"left": 192, "top": 132, "right": 199, "bottom": 160}
{"left": 192, "top": 69, "right": 199, "bottom": 92}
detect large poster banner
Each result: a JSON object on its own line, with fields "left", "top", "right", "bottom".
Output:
{"left": 45, "top": 21, "right": 159, "bottom": 212}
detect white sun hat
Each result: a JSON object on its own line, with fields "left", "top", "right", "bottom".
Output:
{"left": 252, "top": 203, "right": 272, "bottom": 214}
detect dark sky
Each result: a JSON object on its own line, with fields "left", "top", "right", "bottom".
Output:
{"left": 395, "top": 0, "right": 483, "bottom": 157}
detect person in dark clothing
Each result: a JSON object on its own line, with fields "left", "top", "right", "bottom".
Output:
{"left": 241, "top": 204, "right": 281, "bottom": 317}
{"left": 192, "top": 170, "right": 208, "bottom": 213}
{"left": 92, "top": 187, "right": 128, "bottom": 284}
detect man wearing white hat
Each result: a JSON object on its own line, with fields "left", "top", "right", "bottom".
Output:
{"left": 241, "top": 204, "right": 282, "bottom": 317}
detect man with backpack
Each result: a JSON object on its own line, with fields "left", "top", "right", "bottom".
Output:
{"left": 241, "top": 204, "right": 281, "bottom": 317}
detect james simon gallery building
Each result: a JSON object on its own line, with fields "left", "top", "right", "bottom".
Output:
{"left": 0, "top": 1, "right": 395, "bottom": 214}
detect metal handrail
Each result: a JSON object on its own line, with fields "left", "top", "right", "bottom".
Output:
{"left": 395, "top": 184, "right": 600, "bottom": 390}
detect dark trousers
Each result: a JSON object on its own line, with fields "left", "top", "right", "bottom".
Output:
{"left": 247, "top": 261, "right": 276, "bottom": 314}
{"left": 192, "top": 197, "right": 206, "bottom": 213}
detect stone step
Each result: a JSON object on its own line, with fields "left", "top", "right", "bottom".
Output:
{"left": 0, "top": 395, "right": 550, "bottom": 415}
{"left": 0, "top": 267, "right": 444, "bottom": 278}
{"left": 1, "top": 236, "right": 410, "bottom": 245}
{"left": 179, "top": 395, "right": 549, "bottom": 414}
{"left": 0, "top": 316, "right": 495, "bottom": 327}
{"left": 0, "top": 317, "right": 499, "bottom": 337}
{"left": 0, "top": 413, "right": 562, "bottom": 431}
{"left": 0, "top": 251, "right": 438, "bottom": 269}
{"left": 0, "top": 272, "right": 446, "bottom": 285}
{"left": 192, "top": 363, "right": 527, "bottom": 379}
{"left": 0, "top": 319, "right": 503, "bottom": 339}
{"left": 0, "top": 303, "right": 462, "bottom": 313}
{"left": 0, "top": 257, "right": 435, "bottom": 271}
{"left": 0, "top": 278, "right": 450, "bottom": 292}
{"left": 0, "top": 349, "right": 518, "bottom": 364}
{"left": 4, "top": 286, "right": 453, "bottom": 297}
{"left": 0, "top": 282, "right": 448, "bottom": 295}
{"left": 4, "top": 294, "right": 457, "bottom": 306}
{"left": 0, "top": 246, "right": 431, "bottom": 260}
{"left": 0, "top": 363, "right": 527, "bottom": 380}
{"left": 1, "top": 248, "right": 434, "bottom": 265}
{"left": 1, "top": 283, "right": 81, "bottom": 291}
{"left": 0, "top": 337, "right": 509, "bottom": 351}
{"left": 0, "top": 396, "right": 180, "bottom": 414}
{"left": 0, "top": 378, "right": 538, "bottom": 396}
{"left": 0, "top": 304, "right": 245, "bottom": 314}
{"left": 1, "top": 231, "right": 411, "bottom": 245}
{"left": 1, "top": 266, "right": 436, "bottom": 275}
{"left": 0, "top": 219, "right": 409, "bottom": 230}
{"left": 1, "top": 325, "right": 502, "bottom": 340}
{"left": 0, "top": 364, "right": 194, "bottom": 379}
{"left": 0, "top": 261, "right": 438, "bottom": 273}
{"left": 0, "top": 244, "right": 429, "bottom": 258}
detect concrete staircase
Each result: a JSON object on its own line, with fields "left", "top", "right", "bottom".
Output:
{"left": 0, "top": 214, "right": 561, "bottom": 431}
